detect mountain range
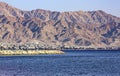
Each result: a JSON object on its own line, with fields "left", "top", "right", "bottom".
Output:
{"left": 0, "top": 2, "right": 120, "bottom": 49}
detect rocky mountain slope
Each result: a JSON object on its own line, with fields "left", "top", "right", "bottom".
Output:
{"left": 0, "top": 2, "right": 120, "bottom": 49}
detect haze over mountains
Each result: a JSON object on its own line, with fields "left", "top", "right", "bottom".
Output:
{"left": 0, "top": 2, "right": 120, "bottom": 49}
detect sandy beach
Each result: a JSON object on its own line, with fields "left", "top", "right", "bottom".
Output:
{"left": 0, "top": 50, "right": 64, "bottom": 55}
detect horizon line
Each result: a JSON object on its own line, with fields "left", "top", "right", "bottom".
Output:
{"left": 0, "top": 1, "right": 120, "bottom": 17}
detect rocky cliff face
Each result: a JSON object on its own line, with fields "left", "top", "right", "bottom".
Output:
{"left": 0, "top": 2, "right": 120, "bottom": 49}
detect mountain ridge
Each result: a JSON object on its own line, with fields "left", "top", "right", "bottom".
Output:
{"left": 0, "top": 2, "right": 120, "bottom": 50}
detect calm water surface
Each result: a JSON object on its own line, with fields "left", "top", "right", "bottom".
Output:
{"left": 0, "top": 50, "right": 120, "bottom": 76}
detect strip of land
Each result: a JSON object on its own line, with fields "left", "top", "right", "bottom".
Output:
{"left": 0, "top": 50, "right": 64, "bottom": 55}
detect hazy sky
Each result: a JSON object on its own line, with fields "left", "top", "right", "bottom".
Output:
{"left": 0, "top": 0, "right": 120, "bottom": 17}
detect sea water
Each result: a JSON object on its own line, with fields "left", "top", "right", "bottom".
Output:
{"left": 0, "top": 50, "right": 120, "bottom": 76}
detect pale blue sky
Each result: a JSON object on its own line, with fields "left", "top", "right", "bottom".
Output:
{"left": 0, "top": 0, "right": 120, "bottom": 17}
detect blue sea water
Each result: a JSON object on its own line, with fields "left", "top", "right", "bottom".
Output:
{"left": 0, "top": 50, "right": 120, "bottom": 76}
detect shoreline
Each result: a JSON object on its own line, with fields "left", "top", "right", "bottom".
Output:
{"left": 62, "top": 49, "right": 120, "bottom": 51}
{"left": 0, "top": 50, "right": 64, "bottom": 56}
{"left": 0, "top": 49, "right": 119, "bottom": 56}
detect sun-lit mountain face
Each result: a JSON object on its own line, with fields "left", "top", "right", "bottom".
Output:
{"left": 0, "top": 2, "right": 120, "bottom": 49}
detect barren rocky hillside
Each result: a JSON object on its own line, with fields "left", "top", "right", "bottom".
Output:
{"left": 0, "top": 2, "right": 120, "bottom": 49}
